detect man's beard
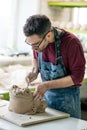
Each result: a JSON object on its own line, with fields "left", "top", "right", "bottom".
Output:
{"left": 32, "top": 39, "right": 49, "bottom": 52}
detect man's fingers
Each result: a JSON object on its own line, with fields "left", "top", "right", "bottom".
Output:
{"left": 34, "top": 94, "right": 43, "bottom": 100}
{"left": 33, "top": 90, "right": 43, "bottom": 100}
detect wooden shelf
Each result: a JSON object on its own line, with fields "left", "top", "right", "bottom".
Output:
{"left": 67, "top": 29, "right": 87, "bottom": 34}
{"left": 48, "top": 1, "right": 87, "bottom": 8}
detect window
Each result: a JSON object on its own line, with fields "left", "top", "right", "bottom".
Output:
{"left": 0, "top": 0, "right": 13, "bottom": 54}
{"left": 73, "top": 8, "right": 87, "bottom": 24}
{"left": 0, "top": 0, "right": 39, "bottom": 55}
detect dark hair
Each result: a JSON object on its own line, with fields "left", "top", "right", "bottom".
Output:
{"left": 23, "top": 14, "right": 51, "bottom": 38}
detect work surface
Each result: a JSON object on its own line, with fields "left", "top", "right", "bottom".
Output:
{"left": 0, "top": 101, "right": 87, "bottom": 130}
{"left": 0, "top": 114, "right": 87, "bottom": 130}
{"left": 0, "top": 100, "right": 69, "bottom": 127}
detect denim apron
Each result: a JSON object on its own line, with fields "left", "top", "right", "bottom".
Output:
{"left": 38, "top": 27, "right": 81, "bottom": 118}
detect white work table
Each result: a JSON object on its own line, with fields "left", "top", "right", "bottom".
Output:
{"left": 0, "top": 117, "right": 87, "bottom": 130}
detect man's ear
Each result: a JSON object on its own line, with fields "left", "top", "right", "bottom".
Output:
{"left": 46, "top": 32, "right": 51, "bottom": 39}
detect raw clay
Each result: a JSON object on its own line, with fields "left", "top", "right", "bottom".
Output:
{"left": 9, "top": 85, "right": 47, "bottom": 114}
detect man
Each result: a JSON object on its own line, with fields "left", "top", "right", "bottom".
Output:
{"left": 23, "top": 14, "right": 86, "bottom": 118}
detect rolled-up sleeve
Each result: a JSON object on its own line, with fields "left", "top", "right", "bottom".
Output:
{"left": 33, "top": 51, "right": 38, "bottom": 60}
{"left": 67, "top": 38, "right": 86, "bottom": 86}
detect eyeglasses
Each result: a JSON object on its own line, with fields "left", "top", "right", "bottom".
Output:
{"left": 25, "top": 38, "right": 43, "bottom": 48}
{"left": 25, "top": 30, "right": 50, "bottom": 48}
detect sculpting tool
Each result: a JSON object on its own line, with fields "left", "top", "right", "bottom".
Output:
{"left": 27, "top": 67, "right": 35, "bottom": 88}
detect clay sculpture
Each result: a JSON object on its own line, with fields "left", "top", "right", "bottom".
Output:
{"left": 9, "top": 85, "right": 47, "bottom": 114}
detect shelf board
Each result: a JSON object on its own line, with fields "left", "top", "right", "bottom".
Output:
{"left": 48, "top": 1, "right": 87, "bottom": 8}
{"left": 67, "top": 29, "right": 87, "bottom": 34}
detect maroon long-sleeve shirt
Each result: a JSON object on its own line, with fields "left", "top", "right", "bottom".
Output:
{"left": 33, "top": 30, "right": 86, "bottom": 86}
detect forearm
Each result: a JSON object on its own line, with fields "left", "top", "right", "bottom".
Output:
{"left": 32, "top": 59, "right": 39, "bottom": 75}
{"left": 44, "top": 76, "right": 74, "bottom": 90}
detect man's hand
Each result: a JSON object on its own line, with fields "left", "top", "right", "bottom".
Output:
{"left": 33, "top": 82, "right": 48, "bottom": 100}
{"left": 26, "top": 72, "right": 38, "bottom": 83}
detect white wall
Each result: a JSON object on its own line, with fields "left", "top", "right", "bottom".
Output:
{"left": 14, "top": 0, "right": 40, "bottom": 54}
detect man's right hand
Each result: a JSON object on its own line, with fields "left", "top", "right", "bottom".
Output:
{"left": 26, "top": 72, "right": 38, "bottom": 83}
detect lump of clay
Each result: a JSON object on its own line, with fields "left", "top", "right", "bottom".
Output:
{"left": 9, "top": 85, "right": 47, "bottom": 114}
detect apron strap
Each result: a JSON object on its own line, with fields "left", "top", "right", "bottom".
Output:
{"left": 53, "top": 27, "right": 67, "bottom": 75}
